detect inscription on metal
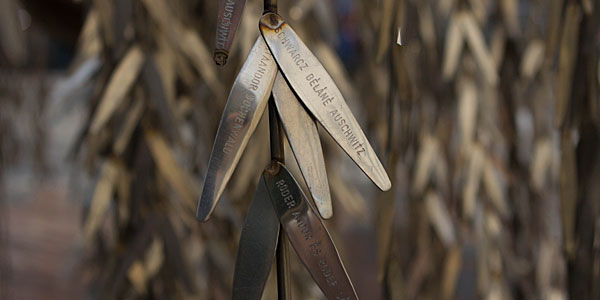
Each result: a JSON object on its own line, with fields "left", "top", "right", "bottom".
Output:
{"left": 260, "top": 12, "right": 391, "bottom": 191}
{"left": 264, "top": 162, "right": 358, "bottom": 300}
{"left": 273, "top": 72, "right": 332, "bottom": 219}
{"left": 197, "top": 37, "right": 277, "bottom": 221}
{"left": 214, "top": 0, "right": 246, "bottom": 65}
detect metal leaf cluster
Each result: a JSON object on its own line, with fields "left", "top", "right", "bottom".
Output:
{"left": 32, "top": 0, "right": 600, "bottom": 299}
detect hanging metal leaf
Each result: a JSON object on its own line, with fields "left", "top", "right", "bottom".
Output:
{"left": 197, "top": 37, "right": 277, "bottom": 221}
{"left": 273, "top": 72, "right": 332, "bottom": 219}
{"left": 232, "top": 174, "right": 279, "bottom": 299}
{"left": 260, "top": 12, "right": 391, "bottom": 192}
{"left": 263, "top": 162, "right": 358, "bottom": 300}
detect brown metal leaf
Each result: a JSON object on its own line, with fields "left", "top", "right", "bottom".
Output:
{"left": 521, "top": 40, "right": 545, "bottom": 80}
{"left": 144, "top": 128, "right": 201, "bottom": 210}
{"left": 490, "top": 27, "right": 506, "bottom": 68}
{"left": 113, "top": 97, "right": 144, "bottom": 156}
{"left": 141, "top": 0, "right": 225, "bottom": 99}
{"left": 555, "top": 3, "right": 582, "bottom": 128}
{"left": 560, "top": 131, "right": 577, "bottom": 257}
{"left": 442, "top": 246, "right": 462, "bottom": 300}
{"left": 127, "top": 261, "right": 147, "bottom": 294}
{"left": 483, "top": 157, "right": 509, "bottom": 219}
{"left": 89, "top": 45, "right": 145, "bottom": 134}
{"left": 425, "top": 191, "right": 456, "bottom": 247}
{"left": 93, "top": 0, "right": 114, "bottom": 46}
{"left": 544, "top": 0, "right": 565, "bottom": 65}
{"left": 531, "top": 138, "right": 554, "bottom": 191}
{"left": 0, "top": 0, "right": 26, "bottom": 65}
{"left": 463, "top": 144, "right": 484, "bottom": 218}
{"left": 417, "top": 2, "right": 437, "bottom": 63}
{"left": 413, "top": 134, "right": 439, "bottom": 195}
{"left": 442, "top": 14, "right": 464, "bottom": 80}
{"left": 375, "top": 0, "right": 395, "bottom": 63}
{"left": 458, "top": 78, "right": 477, "bottom": 150}
{"left": 438, "top": 0, "right": 455, "bottom": 17}
{"left": 459, "top": 12, "right": 499, "bottom": 85}
{"left": 178, "top": 28, "right": 226, "bottom": 99}
{"left": 75, "top": 10, "right": 102, "bottom": 62}
{"left": 84, "top": 158, "right": 119, "bottom": 244}
{"left": 376, "top": 188, "right": 396, "bottom": 283}
{"left": 500, "top": 0, "right": 520, "bottom": 37}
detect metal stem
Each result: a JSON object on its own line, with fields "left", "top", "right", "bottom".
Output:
{"left": 268, "top": 93, "right": 290, "bottom": 300}
{"left": 269, "top": 96, "right": 284, "bottom": 163}
{"left": 264, "top": 0, "right": 277, "bottom": 13}
{"left": 276, "top": 226, "right": 290, "bottom": 300}
{"left": 265, "top": 0, "right": 286, "bottom": 297}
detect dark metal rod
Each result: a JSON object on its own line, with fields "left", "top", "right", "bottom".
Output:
{"left": 265, "top": 0, "right": 285, "bottom": 297}
{"left": 264, "top": 0, "right": 277, "bottom": 13}
{"left": 276, "top": 226, "right": 290, "bottom": 300}
{"left": 268, "top": 95, "right": 289, "bottom": 300}
{"left": 269, "top": 96, "right": 284, "bottom": 163}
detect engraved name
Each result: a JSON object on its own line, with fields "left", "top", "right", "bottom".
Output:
{"left": 310, "top": 241, "right": 338, "bottom": 287}
{"left": 275, "top": 30, "right": 309, "bottom": 71}
{"left": 275, "top": 180, "right": 349, "bottom": 298}
{"left": 222, "top": 92, "right": 253, "bottom": 154}
{"left": 216, "top": 0, "right": 235, "bottom": 49}
{"left": 319, "top": 258, "right": 338, "bottom": 287}
{"left": 329, "top": 109, "right": 366, "bottom": 155}
{"left": 273, "top": 27, "right": 365, "bottom": 158}
{"left": 292, "top": 211, "right": 313, "bottom": 240}
{"left": 276, "top": 179, "right": 312, "bottom": 241}
{"left": 336, "top": 293, "right": 351, "bottom": 300}
{"left": 222, "top": 54, "right": 271, "bottom": 154}
{"left": 306, "top": 73, "right": 334, "bottom": 106}
{"left": 313, "top": 242, "right": 350, "bottom": 298}
{"left": 275, "top": 179, "right": 297, "bottom": 209}
{"left": 249, "top": 54, "right": 271, "bottom": 91}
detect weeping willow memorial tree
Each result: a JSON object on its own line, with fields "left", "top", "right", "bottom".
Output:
{"left": 2, "top": 0, "right": 596, "bottom": 299}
